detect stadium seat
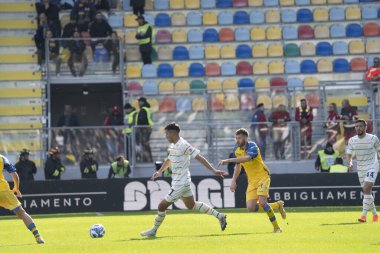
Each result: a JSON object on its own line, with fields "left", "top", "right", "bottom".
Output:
{"left": 238, "top": 78, "right": 254, "bottom": 91}
{"left": 329, "top": 7, "right": 345, "bottom": 21}
{"left": 255, "top": 78, "right": 270, "bottom": 88}
{"left": 285, "top": 60, "right": 300, "bottom": 73}
{"left": 143, "top": 80, "right": 158, "bottom": 95}
{"left": 264, "top": 0, "right": 279, "bottom": 6}
{"left": 252, "top": 44, "right": 268, "bottom": 57}
{"left": 190, "top": 80, "right": 206, "bottom": 93}
{"left": 157, "top": 63, "right": 174, "bottom": 77}
{"left": 241, "top": 93, "right": 256, "bottom": 110}
{"left": 298, "top": 25, "right": 314, "bottom": 39}
{"left": 185, "top": 0, "right": 200, "bottom": 8}
{"left": 233, "top": 0, "right": 249, "bottom": 6}
{"left": 205, "top": 45, "right": 220, "bottom": 59}
{"left": 267, "top": 27, "right": 282, "bottom": 40}
{"left": 176, "top": 97, "right": 192, "bottom": 112}
{"left": 312, "top": 0, "right": 326, "bottom": 4}
{"left": 189, "top": 63, "right": 205, "bottom": 77}
{"left": 142, "top": 64, "right": 156, "bottom": 78}
{"left": 284, "top": 43, "right": 300, "bottom": 57}
{"left": 268, "top": 43, "right": 283, "bottom": 57}
{"left": 269, "top": 61, "right": 284, "bottom": 74}
{"left": 159, "top": 97, "right": 176, "bottom": 112}
{"left": 333, "top": 58, "right": 350, "bottom": 72}
{"left": 366, "top": 40, "right": 380, "bottom": 53}
{"left": 297, "top": 9, "right": 313, "bottom": 23}
{"left": 125, "top": 31, "right": 138, "bottom": 44}
{"left": 281, "top": 9, "right": 297, "bottom": 23}
{"left": 201, "top": 0, "right": 216, "bottom": 8}
{"left": 159, "top": 81, "right": 174, "bottom": 94}
{"left": 253, "top": 61, "right": 268, "bottom": 74}
{"left": 313, "top": 8, "right": 328, "bottom": 22}
{"left": 295, "top": 0, "right": 310, "bottom": 4}
{"left": 158, "top": 47, "right": 173, "bottom": 60}
{"left": 144, "top": 13, "right": 155, "bottom": 25}
{"left": 192, "top": 96, "right": 207, "bottom": 111}
{"left": 221, "top": 62, "right": 237, "bottom": 76}
{"left": 234, "top": 11, "right": 250, "bottom": 24}
{"left": 203, "top": 12, "right": 218, "bottom": 25}
{"left": 280, "top": 0, "right": 295, "bottom": 5}
{"left": 349, "top": 40, "right": 365, "bottom": 54}
{"left": 172, "top": 13, "right": 186, "bottom": 26}
{"left": 218, "top": 11, "right": 234, "bottom": 25}
{"left": 155, "top": 13, "right": 171, "bottom": 27}
{"left": 93, "top": 46, "right": 109, "bottom": 63}
{"left": 344, "top": 0, "right": 358, "bottom": 2}
{"left": 126, "top": 81, "right": 142, "bottom": 94}
{"left": 154, "top": 0, "right": 169, "bottom": 9}
{"left": 250, "top": 10, "right": 265, "bottom": 24}
{"left": 124, "top": 14, "right": 138, "bottom": 27}
{"left": 109, "top": 14, "right": 123, "bottom": 28}
{"left": 156, "top": 30, "right": 172, "bottom": 43}
{"left": 283, "top": 26, "right": 298, "bottom": 40}
{"left": 272, "top": 95, "right": 288, "bottom": 108}
{"left": 219, "top": 28, "right": 235, "bottom": 42}
{"left": 266, "top": 10, "right": 281, "bottom": 23}
{"left": 249, "top": 0, "right": 264, "bottom": 5}
{"left": 350, "top": 57, "right": 367, "bottom": 71}
{"left": 236, "top": 28, "right": 250, "bottom": 41}
{"left": 314, "top": 25, "right": 330, "bottom": 39}
{"left": 173, "top": 46, "right": 189, "bottom": 60}
{"left": 225, "top": 94, "right": 240, "bottom": 111}
{"left": 188, "top": 29, "right": 202, "bottom": 42}
{"left": 304, "top": 76, "right": 319, "bottom": 87}
{"left": 363, "top": 22, "right": 380, "bottom": 37}
{"left": 287, "top": 77, "right": 303, "bottom": 89}
{"left": 270, "top": 77, "right": 287, "bottom": 89}
{"left": 332, "top": 41, "right": 348, "bottom": 55}
{"left": 170, "top": 0, "right": 185, "bottom": 9}
{"left": 317, "top": 59, "right": 333, "bottom": 72}
{"left": 203, "top": 29, "right": 219, "bottom": 42}
{"left": 300, "top": 42, "right": 316, "bottom": 56}
{"left": 189, "top": 45, "right": 205, "bottom": 59}
{"left": 346, "top": 7, "right": 361, "bottom": 20}
{"left": 346, "top": 23, "right": 362, "bottom": 37}
{"left": 330, "top": 24, "right": 345, "bottom": 38}
{"left": 301, "top": 60, "right": 317, "bottom": 73}
{"left": 209, "top": 93, "right": 225, "bottom": 111}
{"left": 187, "top": 11, "right": 202, "bottom": 26}
{"left": 205, "top": 62, "right": 221, "bottom": 76}
{"left": 221, "top": 45, "right": 236, "bottom": 58}
{"left": 174, "top": 63, "right": 189, "bottom": 77}
{"left": 306, "top": 94, "right": 319, "bottom": 108}
{"left": 172, "top": 29, "right": 187, "bottom": 43}
{"left": 175, "top": 80, "right": 190, "bottom": 93}
{"left": 236, "top": 44, "right": 252, "bottom": 58}
{"left": 216, "top": 0, "right": 233, "bottom": 8}
{"left": 328, "top": 0, "right": 342, "bottom": 3}
{"left": 362, "top": 6, "right": 378, "bottom": 20}
{"left": 237, "top": 61, "right": 253, "bottom": 75}
{"left": 223, "top": 79, "right": 238, "bottom": 91}
{"left": 126, "top": 64, "right": 141, "bottom": 78}
{"left": 316, "top": 42, "right": 333, "bottom": 56}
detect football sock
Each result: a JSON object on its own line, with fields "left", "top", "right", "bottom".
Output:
{"left": 368, "top": 194, "right": 378, "bottom": 215}
{"left": 153, "top": 211, "right": 166, "bottom": 231}
{"left": 27, "top": 223, "right": 40, "bottom": 238}
{"left": 262, "top": 204, "right": 280, "bottom": 229}
{"left": 256, "top": 202, "right": 280, "bottom": 211}
{"left": 193, "top": 202, "right": 222, "bottom": 219}
{"left": 362, "top": 194, "right": 373, "bottom": 217}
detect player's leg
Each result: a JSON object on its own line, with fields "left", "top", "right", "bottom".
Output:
{"left": 258, "top": 196, "right": 281, "bottom": 233}
{"left": 363, "top": 180, "right": 378, "bottom": 222}
{"left": 140, "top": 199, "right": 172, "bottom": 237}
{"left": 357, "top": 169, "right": 378, "bottom": 222}
{"left": 14, "top": 207, "right": 44, "bottom": 243}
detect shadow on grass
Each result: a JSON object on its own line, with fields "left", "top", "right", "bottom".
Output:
{"left": 321, "top": 222, "right": 360, "bottom": 226}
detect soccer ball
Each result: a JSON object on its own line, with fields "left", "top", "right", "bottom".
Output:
{"left": 89, "top": 224, "right": 105, "bottom": 238}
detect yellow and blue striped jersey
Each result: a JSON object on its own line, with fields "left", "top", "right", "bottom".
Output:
{"left": 0, "top": 154, "right": 16, "bottom": 191}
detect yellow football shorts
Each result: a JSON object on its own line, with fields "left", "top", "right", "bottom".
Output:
{"left": 0, "top": 190, "right": 22, "bottom": 212}
{"left": 246, "top": 176, "right": 271, "bottom": 202}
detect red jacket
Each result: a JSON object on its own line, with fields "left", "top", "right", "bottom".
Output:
{"left": 365, "top": 66, "right": 380, "bottom": 81}
{"left": 269, "top": 111, "right": 291, "bottom": 127}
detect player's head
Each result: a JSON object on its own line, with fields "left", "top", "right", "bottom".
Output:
{"left": 165, "top": 122, "right": 180, "bottom": 143}
{"left": 235, "top": 128, "right": 249, "bottom": 148}
{"left": 355, "top": 119, "right": 367, "bottom": 136}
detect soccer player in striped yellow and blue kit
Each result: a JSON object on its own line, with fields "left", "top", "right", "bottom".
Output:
{"left": 218, "top": 128, "right": 286, "bottom": 233}
{"left": 0, "top": 154, "right": 44, "bottom": 243}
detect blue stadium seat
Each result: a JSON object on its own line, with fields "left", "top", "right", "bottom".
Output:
{"left": 221, "top": 62, "right": 236, "bottom": 76}
{"left": 109, "top": 14, "right": 123, "bottom": 28}
{"left": 301, "top": 60, "right": 317, "bottom": 73}
{"left": 283, "top": 26, "right": 298, "bottom": 40}
{"left": 333, "top": 58, "right": 350, "bottom": 72}
{"left": 218, "top": 11, "right": 233, "bottom": 25}
{"left": 287, "top": 77, "right": 303, "bottom": 89}
{"left": 235, "top": 28, "right": 250, "bottom": 41}
{"left": 143, "top": 14, "right": 154, "bottom": 25}
{"left": 359, "top": 0, "right": 376, "bottom": 2}
{"left": 93, "top": 46, "right": 109, "bottom": 62}
{"left": 295, "top": 0, "right": 310, "bottom": 5}
{"left": 297, "top": 9, "right": 313, "bottom": 23}
{"left": 143, "top": 80, "right": 158, "bottom": 95}
{"left": 142, "top": 64, "right": 157, "bottom": 78}
{"left": 176, "top": 97, "right": 192, "bottom": 112}
{"left": 281, "top": 9, "right": 297, "bottom": 23}
{"left": 362, "top": 6, "right": 378, "bottom": 20}
{"left": 201, "top": 0, "right": 216, "bottom": 8}
{"left": 122, "top": 0, "right": 132, "bottom": 10}
{"left": 264, "top": 0, "right": 279, "bottom": 6}
{"left": 250, "top": 10, "right": 265, "bottom": 24}
{"left": 367, "top": 55, "right": 377, "bottom": 68}
{"left": 189, "top": 45, "right": 205, "bottom": 59}
{"left": 236, "top": 44, "right": 252, "bottom": 58}
{"left": 173, "top": 46, "right": 189, "bottom": 60}
{"left": 155, "top": 13, "right": 171, "bottom": 27}
{"left": 234, "top": 11, "right": 250, "bottom": 24}
{"left": 157, "top": 63, "right": 173, "bottom": 77}
{"left": 378, "top": 9, "right": 380, "bottom": 18}
{"left": 285, "top": 60, "right": 300, "bottom": 74}
{"left": 216, "top": 0, "right": 233, "bottom": 8}
{"left": 154, "top": 0, "right": 169, "bottom": 10}
{"left": 187, "top": 12, "right": 202, "bottom": 26}
{"left": 203, "top": 29, "right": 219, "bottom": 42}
{"left": 346, "top": 23, "right": 362, "bottom": 37}
{"left": 332, "top": 41, "right": 348, "bottom": 55}
{"left": 344, "top": 0, "right": 358, "bottom": 2}
{"left": 330, "top": 24, "right": 346, "bottom": 38}
{"left": 329, "top": 7, "right": 345, "bottom": 22}
{"left": 316, "top": 42, "right": 333, "bottom": 56}
{"left": 188, "top": 29, "right": 203, "bottom": 42}
{"left": 189, "top": 63, "right": 205, "bottom": 77}
{"left": 238, "top": 78, "right": 254, "bottom": 91}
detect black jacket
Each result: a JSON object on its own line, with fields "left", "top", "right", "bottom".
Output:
{"left": 15, "top": 160, "right": 37, "bottom": 181}
{"left": 67, "top": 39, "right": 86, "bottom": 55}
{"left": 57, "top": 114, "right": 80, "bottom": 127}
{"left": 89, "top": 20, "right": 113, "bottom": 38}
{"left": 130, "top": 0, "right": 145, "bottom": 7}
{"left": 44, "top": 157, "right": 65, "bottom": 180}
{"left": 80, "top": 158, "right": 98, "bottom": 179}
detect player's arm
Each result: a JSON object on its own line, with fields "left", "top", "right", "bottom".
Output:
{"left": 230, "top": 163, "right": 241, "bottom": 192}
{"left": 151, "top": 159, "right": 172, "bottom": 180}
{"left": 9, "top": 172, "right": 22, "bottom": 197}
{"left": 195, "top": 154, "right": 227, "bottom": 177}
{"left": 218, "top": 155, "right": 252, "bottom": 166}
{"left": 346, "top": 139, "right": 354, "bottom": 172}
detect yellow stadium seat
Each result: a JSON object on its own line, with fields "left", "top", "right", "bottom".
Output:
{"left": 251, "top": 27, "right": 266, "bottom": 41}
{"left": 349, "top": 40, "right": 365, "bottom": 54}
{"left": 304, "top": 76, "right": 319, "bottom": 86}
{"left": 0, "top": 71, "right": 41, "bottom": 81}
{"left": 0, "top": 88, "right": 42, "bottom": 98}
{"left": 300, "top": 42, "right": 316, "bottom": 56}
{"left": 185, "top": 0, "right": 200, "bottom": 8}
{"left": 0, "top": 123, "right": 43, "bottom": 130}
{"left": 253, "top": 61, "right": 268, "bottom": 74}
{"left": 279, "top": 0, "right": 295, "bottom": 5}
{"left": 0, "top": 54, "right": 37, "bottom": 64}
{"left": 125, "top": 64, "right": 141, "bottom": 78}
{"left": 225, "top": 94, "right": 240, "bottom": 111}
{"left": 0, "top": 20, "right": 36, "bottom": 29}
{"left": 252, "top": 44, "right": 267, "bottom": 58}
{"left": 0, "top": 37, "right": 34, "bottom": 46}
{"left": 157, "top": 46, "right": 173, "bottom": 60}
{"left": 265, "top": 10, "right": 280, "bottom": 23}
{"left": 175, "top": 80, "right": 190, "bottom": 94}
{"left": 192, "top": 96, "right": 207, "bottom": 111}
{"left": 159, "top": 81, "right": 174, "bottom": 94}
{"left": 125, "top": 47, "right": 141, "bottom": 61}
{"left": 311, "top": 0, "right": 326, "bottom": 3}
{"left": 207, "top": 80, "right": 222, "bottom": 93}
{"left": 0, "top": 140, "right": 41, "bottom": 152}
{"left": 0, "top": 3, "right": 35, "bottom": 12}
{"left": 221, "top": 45, "right": 236, "bottom": 59}
{"left": 266, "top": 27, "right": 282, "bottom": 40}
{"left": 366, "top": 40, "right": 380, "bottom": 53}
{"left": 255, "top": 78, "right": 270, "bottom": 88}
{"left": 317, "top": 59, "right": 333, "bottom": 73}
{"left": 256, "top": 94, "right": 272, "bottom": 110}
{"left": 205, "top": 45, "right": 220, "bottom": 59}
{"left": 223, "top": 79, "right": 238, "bottom": 92}
{"left": 314, "top": 25, "right": 330, "bottom": 39}
{"left": 203, "top": 12, "right": 217, "bottom": 25}
{"left": 268, "top": 43, "right": 283, "bottom": 57}
{"left": 145, "top": 0, "right": 153, "bottom": 9}
{"left": 170, "top": 0, "right": 185, "bottom": 9}
{"left": 273, "top": 94, "right": 288, "bottom": 108}
{"left": 269, "top": 60, "right": 284, "bottom": 74}
{"left": 248, "top": 0, "right": 263, "bottom": 6}
{"left": 124, "top": 14, "right": 138, "bottom": 27}
{"left": 171, "top": 13, "right": 186, "bottom": 26}
{"left": 313, "top": 8, "right": 329, "bottom": 22}
{"left": 174, "top": 63, "right": 188, "bottom": 77}
{"left": 345, "top": 7, "right": 361, "bottom": 20}
{"left": 125, "top": 31, "right": 138, "bottom": 44}
{"left": 172, "top": 29, "right": 187, "bottom": 43}
{"left": 327, "top": 0, "right": 342, "bottom": 3}
{"left": 0, "top": 106, "right": 42, "bottom": 116}
{"left": 147, "top": 98, "right": 159, "bottom": 113}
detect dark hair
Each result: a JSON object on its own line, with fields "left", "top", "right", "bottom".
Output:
{"left": 165, "top": 122, "right": 180, "bottom": 133}
{"left": 356, "top": 119, "right": 367, "bottom": 126}
{"left": 300, "top": 98, "right": 306, "bottom": 102}
{"left": 335, "top": 157, "right": 344, "bottom": 165}
{"left": 235, "top": 128, "right": 249, "bottom": 137}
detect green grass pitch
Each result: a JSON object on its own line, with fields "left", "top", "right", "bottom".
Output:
{"left": 0, "top": 207, "right": 379, "bottom": 253}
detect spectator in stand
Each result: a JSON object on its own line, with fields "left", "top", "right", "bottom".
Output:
{"left": 365, "top": 57, "right": 380, "bottom": 81}
{"left": 89, "top": 12, "right": 113, "bottom": 54}
{"left": 314, "top": 142, "right": 339, "bottom": 173}
{"left": 123, "top": 103, "right": 137, "bottom": 161}
{"left": 329, "top": 157, "right": 348, "bottom": 173}
{"left": 324, "top": 103, "right": 340, "bottom": 145}
{"left": 130, "top": 0, "right": 145, "bottom": 16}
{"left": 44, "top": 147, "right": 65, "bottom": 180}
{"left": 295, "top": 99, "right": 314, "bottom": 159}
{"left": 62, "top": 15, "right": 78, "bottom": 40}
{"left": 136, "top": 97, "right": 153, "bottom": 162}
{"left": 135, "top": 15, "right": 153, "bottom": 65}
{"left": 79, "top": 148, "right": 98, "bottom": 179}
{"left": 108, "top": 155, "right": 131, "bottom": 178}
{"left": 71, "top": 0, "right": 96, "bottom": 21}
{"left": 34, "top": 13, "right": 55, "bottom": 64}
{"left": 269, "top": 104, "right": 291, "bottom": 160}
{"left": 93, "top": 0, "right": 110, "bottom": 11}
{"left": 57, "top": 105, "right": 80, "bottom": 127}
{"left": 45, "top": 30, "right": 62, "bottom": 76}
{"left": 67, "top": 30, "right": 88, "bottom": 77}
{"left": 110, "top": 31, "right": 120, "bottom": 74}
{"left": 14, "top": 149, "right": 37, "bottom": 181}
{"left": 104, "top": 106, "right": 123, "bottom": 126}
{"left": 340, "top": 99, "right": 358, "bottom": 145}
{"left": 36, "top": 0, "right": 61, "bottom": 36}
{"left": 250, "top": 103, "right": 268, "bottom": 160}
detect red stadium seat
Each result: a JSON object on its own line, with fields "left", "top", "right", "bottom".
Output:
{"left": 159, "top": 96, "right": 176, "bottom": 112}
{"left": 205, "top": 62, "right": 221, "bottom": 76}
{"left": 270, "top": 77, "right": 287, "bottom": 92}
{"left": 350, "top": 57, "right": 367, "bottom": 72}
{"left": 236, "top": 61, "right": 253, "bottom": 75}
{"left": 126, "top": 81, "right": 142, "bottom": 94}
{"left": 306, "top": 93, "right": 319, "bottom": 108}
{"left": 298, "top": 25, "right": 314, "bottom": 39}
{"left": 363, "top": 22, "right": 380, "bottom": 37}
{"left": 156, "top": 30, "right": 172, "bottom": 43}
{"left": 219, "top": 28, "right": 235, "bottom": 42}
{"left": 240, "top": 93, "right": 255, "bottom": 110}
{"left": 233, "top": 0, "right": 248, "bottom": 7}
{"left": 209, "top": 93, "right": 224, "bottom": 112}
